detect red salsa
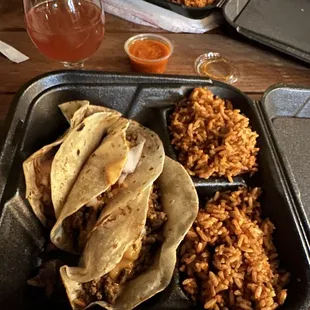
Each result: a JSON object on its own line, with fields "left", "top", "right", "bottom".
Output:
{"left": 127, "top": 38, "right": 172, "bottom": 74}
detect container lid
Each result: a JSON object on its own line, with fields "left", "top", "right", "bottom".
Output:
{"left": 195, "top": 52, "right": 238, "bottom": 83}
{"left": 222, "top": 0, "right": 310, "bottom": 64}
{"left": 261, "top": 85, "right": 310, "bottom": 238}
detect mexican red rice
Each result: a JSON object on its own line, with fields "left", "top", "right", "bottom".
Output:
{"left": 169, "top": 87, "right": 259, "bottom": 182}
{"left": 170, "top": 0, "right": 215, "bottom": 7}
{"left": 179, "top": 187, "right": 289, "bottom": 309}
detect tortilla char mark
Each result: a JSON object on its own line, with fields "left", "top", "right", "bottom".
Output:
{"left": 75, "top": 184, "right": 168, "bottom": 307}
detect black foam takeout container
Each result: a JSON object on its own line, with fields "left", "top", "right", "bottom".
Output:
{"left": 143, "top": 0, "right": 310, "bottom": 64}
{"left": 0, "top": 71, "right": 310, "bottom": 310}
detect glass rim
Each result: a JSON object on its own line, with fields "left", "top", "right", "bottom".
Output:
{"left": 124, "top": 33, "right": 174, "bottom": 63}
{"left": 24, "top": 0, "right": 104, "bottom": 15}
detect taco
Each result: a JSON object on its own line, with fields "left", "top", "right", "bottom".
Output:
{"left": 22, "top": 102, "right": 89, "bottom": 227}
{"left": 51, "top": 111, "right": 121, "bottom": 219}
{"left": 23, "top": 101, "right": 121, "bottom": 227}
{"left": 50, "top": 120, "right": 165, "bottom": 254}
{"left": 60, "top": 156, "right": 199, "bottom": 310}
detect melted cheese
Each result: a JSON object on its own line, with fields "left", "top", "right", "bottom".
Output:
{"left": 105, "top": 159, "right": 125, "bottom": 185}
{"left": 109, "top": 238, "right": 143, "bottom": 281}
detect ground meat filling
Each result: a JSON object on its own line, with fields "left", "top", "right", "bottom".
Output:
{"left": 63, "top": 182, "right": 125, "bottom": 253}
{"left": 62, "top": 206, "right": 102, "bottom": 253}
{"left": 77, "top": 184, "right": 167, "bottom": 307}
{"left": 78, "top": 275, "right": 120, "bottom": 306}
{"left": 129, "top": 185, "right": 167, "bottom": 278}
{"left": 126, "top": 133, "right": 138, "bottom": 147}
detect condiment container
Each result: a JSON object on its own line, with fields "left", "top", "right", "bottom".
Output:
{"left": 195, "top": 52, "right": 238, "bottom": 84}
{"left": 124, "top": 34, "right": 173, "bottom": 74}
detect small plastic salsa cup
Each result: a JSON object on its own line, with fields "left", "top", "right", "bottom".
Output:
{"left": 124, "top": 34, "right": 174, "bottom": 74}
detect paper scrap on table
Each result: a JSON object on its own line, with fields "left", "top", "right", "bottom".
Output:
{"left": 0, "top": 40, "right": 29, "bottom": 63}
{"left": 103, "top": 0, "right": 224, "bottom": 34}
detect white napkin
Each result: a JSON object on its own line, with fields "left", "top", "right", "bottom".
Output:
{"left": 0, "top": 40, "right": 29, "bottom": 63}
{"left": 103, "top": 0, "right": 223, "bottom": 33}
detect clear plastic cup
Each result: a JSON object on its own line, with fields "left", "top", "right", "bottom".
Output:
{"left": 195, "top": 52, "right": 238, "bottom": 83}
{"left": 124, "top": 34, "right": 174, "bottom": 74}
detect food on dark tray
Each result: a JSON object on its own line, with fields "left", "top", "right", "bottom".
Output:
{"left": 170, "top": 0, "right": 215, "bottom": 7}
{"left": 23, "top": 101, "right": 199, "bottom": 310}
{"left": 179, "top": 187, "right": 290, "bottom": 309}
{"left": 169, "top": 87, "right": 259, "bottom": 182}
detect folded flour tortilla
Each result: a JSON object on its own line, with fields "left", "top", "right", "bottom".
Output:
{"left": 50, "top": 119, "right": 164, "bottom": 254}
{"left": 60, "top": 156, "right": 199, "bottom": 310}
{"left": 23, "top": 101, "right": 121, "bottom": 227}
{"left": 24, "top": 101, "right": 199, "bottom": 310}
{"left": 50, "top": 118, "right": 131, "bottom": 253}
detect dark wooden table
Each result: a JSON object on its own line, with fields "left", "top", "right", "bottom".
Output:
{"left": 1, "top": 2, "right": 310, "bottom": 136}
